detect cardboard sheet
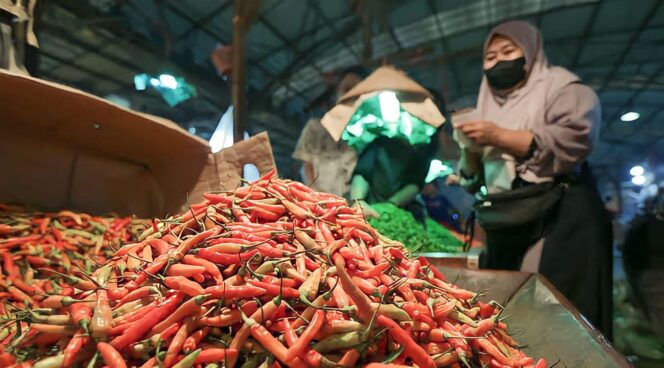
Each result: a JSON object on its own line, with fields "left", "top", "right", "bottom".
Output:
{"left": 0, "top": 70, "right": 276, "bottom": 217}
{"left": 439, "top": 267, "right": 632, "bottom": 368}
{"left": 180, "top": 132, "right": 276, "bottom": 214}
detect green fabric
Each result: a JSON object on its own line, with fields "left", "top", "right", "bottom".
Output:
{"left": 368, "top": 203, "right": 463, "bottom": 253}
{"left": 341, "top": 94, "right": 437, "bottom": 152}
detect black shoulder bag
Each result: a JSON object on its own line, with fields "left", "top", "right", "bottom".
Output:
{"left": 474, "top": 181, "right": 565, "bottom": 230}
{"left": 474, "top": 181, "right": 567, "bottom": 251}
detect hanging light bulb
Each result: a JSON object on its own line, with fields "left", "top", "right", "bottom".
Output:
{"left": 632, "top": 175, "right": 646, "bottom": 186}
{"left": 379, "top": 91, "right": 400, "bottom": 123}
{"left": 629, "top": 165, "right": 644, "bottom": 177}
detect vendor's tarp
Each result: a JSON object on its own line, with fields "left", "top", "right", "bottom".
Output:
{"left": 440, "top": 267, "right": 632, "bottom": 368}
{"left": 0, "top": 70, "right": 276, "bottom": 217}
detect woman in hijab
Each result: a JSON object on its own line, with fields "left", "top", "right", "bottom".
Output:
{"left": 454, "top": 21, "right": 613, "bottom": 337}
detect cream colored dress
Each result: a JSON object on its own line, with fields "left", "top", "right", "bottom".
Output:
{"left": 292, "top": 118, "right": 357, "bottom": 198}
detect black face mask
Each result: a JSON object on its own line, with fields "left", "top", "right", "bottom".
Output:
{"left": 484, "top": 57, "right": 526, "bottom": 90}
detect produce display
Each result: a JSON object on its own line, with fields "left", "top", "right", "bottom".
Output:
{"left": 0, "top": 172, "right": 545, "bottom": 368}
{"left": 368, "top": 203, "right": 463, "bottom": 254}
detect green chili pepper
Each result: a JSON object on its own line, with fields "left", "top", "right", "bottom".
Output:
{"left": 368, "top": 203, "right": 463, "bottom": 253}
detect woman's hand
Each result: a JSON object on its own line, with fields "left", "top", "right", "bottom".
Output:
{"left": 457, "top": 120, "right": 502, "bottom": 146}
{"left": 457, "top": 121, "right": 533, "bottom": 158}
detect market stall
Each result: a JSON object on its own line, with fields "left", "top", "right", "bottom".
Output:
{"left": 0, "top": 67, "right": 626, "bottom": 368}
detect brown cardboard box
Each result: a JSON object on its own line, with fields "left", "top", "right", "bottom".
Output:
{"left": 0, "top": 70, "right": 276, "bottom": 218}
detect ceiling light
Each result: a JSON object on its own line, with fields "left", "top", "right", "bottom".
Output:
{"left": 158, "top": 74, "right": 178, "bottom": 89}
{"left": 629, "top": 165, "right": 644, "bottom": 177}
{"left": 620, "top": 112, "right": 640, "bottom": 122}
{"left": 631, "top": 175, "right": 646, "bottom": 186}
{"left": 188, "top": 127, "right": 197, "bottom": 134}
{"left": 134, "top": 74, "right": 148, "bottom": 90}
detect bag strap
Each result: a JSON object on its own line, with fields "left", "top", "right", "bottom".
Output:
{"left": 463, "top": 210, "right": 476, "bottom": 252}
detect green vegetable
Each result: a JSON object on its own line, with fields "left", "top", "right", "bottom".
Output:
{"left": 368, "top": 203, "right": 463, "bottom": 253}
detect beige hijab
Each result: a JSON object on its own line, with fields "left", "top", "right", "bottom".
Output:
{"left": 475, "top": 21, "right": 579, "bottom": 193}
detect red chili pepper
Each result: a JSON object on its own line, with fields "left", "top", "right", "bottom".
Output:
{"left": 376, "top": 315, "right": 435, "bottom": 368}
{"left": 139, "top": 357, "right": 157, "bottom": 368}
{"left": 63, "top": 330, "right": 89, "bottom": 366}
{"left": 334, "top": 257, "right": 373, "bottom": 323}
{"left": 402, "top": 302, "right": 434, "bottom": 323}
{"left": 110, "top": 292, "right": 184, "bottom": 350}
{"left": 163, "top": 320, "right": 192, "bottom": 368}
{"left": 247, "top": 206, "right": 284, "bottom": 222}
{"left": 155, "top": 324, "right": 180, "bottom": 347}
{"left": 8, "top": 275, "right": 38, "bottom": 295}
{"left": 206, "top": 242, "right": 243, "bottom": 254}
{"left": 173, "top": 227, "right": 221, "bottom": 260}
{"left": 0, "top": 235, "right": 41, "bottom": 250}
{"left": 260, "top": 275, "right": 299, "bottom": 288}
{"left": 0, "top": 351, "right": 16, "bottom": 366}
{"left": 151, "top": 294, "right": 210, "bottom": 334}
{"left": 98, "top": 342, "right": 128, "bottom": 368}
{"left": 474, "top": 338, "right": 533, "bottom": 367}
{"left": 429, "top": 278, "right": 475, "bottom": 300}
{"left": 113, "top": 242, "right": 142, "bottom": 258}
{"left": 183, "top": 327, "right": 209, "bottom": 353}
{"left": 339, "top": 247, "right": 364, "bottom": 261}
{"left": 246, "top": 279, "right": 300, "bottom": 299}
{"left": 182, "top": 255, "right": 223, "bottom": 283}
{"left": 413, "top": 290, "right": 430, "bottom": 305}
{"left": 203, "top": 193, "right": 234, "bottom": 206}
{"left": 281, "top": 199, "right": 310, "bottom": 220}
{"left": 193, "top": 348, "right": 239, "bottom": 365}
{"left": 202, "top": 284, "right": 266, "bottom": 299}
{"left": 42, "top": 295, "right": 84, "bottom": 309}
{"left": 164, "top": 276, "right": 205, "bottom": 297}
{"left": 351, "top": 262, "right": 390, "bottom": 279}
{"left": 227, "top": 300, "right": 280, "bottom": 367}
{"left": 285, "top": 309, "right": 325, "bottom": 363}
{"left": 478, "top": 302, "right": 495, "bottom": 319}
{"left": 3, "top": 251, "right": 18, "bottom": 277}
{"left": 70, "top": 303, "right": 93, "bottom": 332}
{"left": 126, "top": 253, "right": 169, "bottom": 289}
{"left": 534, "top": 358, "right": 548, "bottom": 368}
{"left": 463, "top": 317, "right": 496, "bottom": 337}
{"left": 249, "top": 323, "right": 309, "bottom": 368}
{"left": 112, "top": 303, "right": 157, "bottom": 326}
{"left": 117, "top": 286, "right": 158, "bottom": 306}
{"left": 406, "top": 259, "right": 421, "bottom": 279}
{"left": 433, "top": 299, "right": 456, "bottom": 321}
{"left": 256, "top": 243, "right": 288, "bottom": 259}
{"left": 197, "top": 248, "right": 258, "bottom": 265}
{"left": 350, "top": 276, "right": 380, "bottom": 296}
{"left": 326, "top": 276, "right": 351, "bottom": 308}
{"left": 165, "top": 264, "right": 206, "bottom": 278}
{"left": 146, "top": 238, "right": 172, "bottom": 255}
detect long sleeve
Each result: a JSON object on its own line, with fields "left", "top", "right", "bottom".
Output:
{"left": 523, "top": 83, "right": 600, "bottom": 177}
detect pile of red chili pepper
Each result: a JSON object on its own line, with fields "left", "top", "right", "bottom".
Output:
{"left": 0, "top": 204, "right": 145, "bottom": 292}
{"left": 0, "top": 205, "right": 145, "bottom": 365}
{"left": 0, "top": 172, "right": 546, "bottom": 368}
